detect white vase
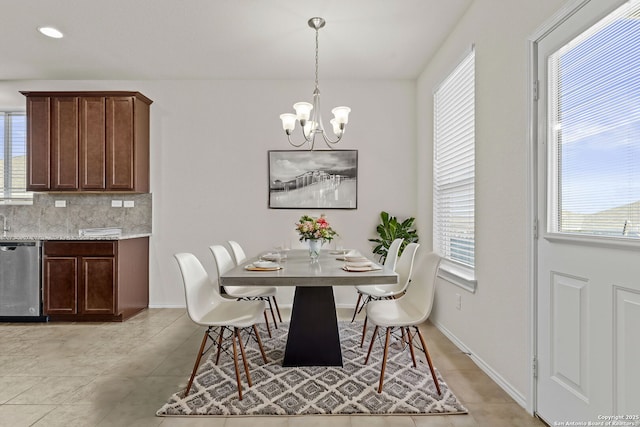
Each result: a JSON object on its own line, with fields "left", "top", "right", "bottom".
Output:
{"left": 307, "top": 239, "right": 322, "bottom": 260}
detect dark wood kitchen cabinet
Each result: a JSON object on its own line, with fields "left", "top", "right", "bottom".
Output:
{"left": 21, "top": 91, "right": 152, "bottom": 192}
{"left": 25, "top": 96, "right": 51, "bottom": 190}
{"left": 52, "top": 96, "right": 80, "bottom": 190}
{"left": 43, "top": 238, "right": 149, "bottom": 322}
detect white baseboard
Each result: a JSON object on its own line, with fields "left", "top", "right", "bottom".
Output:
{"left": 431, "top": 319, "right": 530, "bottom": 412}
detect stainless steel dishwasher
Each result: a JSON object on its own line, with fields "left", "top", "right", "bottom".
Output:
{"left": 0, "top": 240, "right": 47, "bottom": 321}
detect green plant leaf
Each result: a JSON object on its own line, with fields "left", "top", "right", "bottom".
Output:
{"left": 370, "top": 211, "right": 419, "bottom": 263}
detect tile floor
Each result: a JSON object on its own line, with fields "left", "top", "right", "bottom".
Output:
{"left": 0, "top": 308, "right": 547, "bottom": 427}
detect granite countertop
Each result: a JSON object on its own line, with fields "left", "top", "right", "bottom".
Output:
{"left": 0, "top": 232, "right": 151, "bottom": 241}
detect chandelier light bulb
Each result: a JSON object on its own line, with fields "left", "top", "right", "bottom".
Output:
{"left": 293, "top": 102, "right": 313, "bottom": 124}
{"left": 329, "top": 119, "right": 344, "bottom": 136}
{"left": 330, "top": 119, "right": 342, "bottom": 136}
{"left": 331, "top": 106, "right": 351, "bottom": 124}
{"left": 304, "top": 120, "right": 318, "bottom": 138}
{"left": 280, "top": 113, "right": 297, "bottom": 133}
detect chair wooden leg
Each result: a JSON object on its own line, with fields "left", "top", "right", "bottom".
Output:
{"left": 252, "top": 324, "right": 268, "bottom": 363}
{"left": 406, "top": 327, "right": 417, "bottom": 368}
{"left": 231, "top": 328, "right": 243, "bottom": 400}
{"left": 235, "top": 328, "right": 252, "bottom": 387}
{"left": 351, "top": 293, "right": 362, "bottom": 322}
{"left": 272, "top": 296, "right": 283, "bottom": 322}
{"left": 377, "top": 327, "right": 392, "bottom": 393}
{"left": 416, "top": 326, "right": 441, "bottom": 395}
{"left": 185, "top": 329, "right": 210, "bottom": 397}
{"left": 364, "top": 325, "right": 379, "bottom": 365}
{"left": 266, "top": 297, "right": 278, "bottom": 329}
{"left": 360, "top": 315, "right": 368, "bottom": 347}
{"left": 263, "top": 311, "right": 272, "bottom": 338}
{"left": 215, "top": 326, "right": 224, "bottom": 365}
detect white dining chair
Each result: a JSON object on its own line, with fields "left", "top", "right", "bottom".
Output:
{"left": 363, "top": 249, "right": 442, "bottom": 395}
{"left": 227, "top": 240, "right": 247, "bottom": 265}
{"left": 174, "top": 252, "right": 268, "bottom": 400}
{"left": 210, "top": 244, "right": 279, "bottom": 338}
{"left": 227, "top": 240, "right": 282, "bottom": 323}
{"left": 350, "top": 238, "right": 403, "bottom": 323}
{"left": 357, "top": 240, "right": 418, "bottom": 347}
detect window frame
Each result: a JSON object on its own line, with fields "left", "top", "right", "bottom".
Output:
{"left": 1, "top": 111, "right": 32, "bottom": 204}
{"left": 545, "top": 0, "right": 640, "bottom": 243}
{"left": 433, "top": 47, "right": 477, "bottom": 292}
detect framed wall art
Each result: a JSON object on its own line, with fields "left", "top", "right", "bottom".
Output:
{"left": 268, "top": 150, "right": 358, "bottom": 209}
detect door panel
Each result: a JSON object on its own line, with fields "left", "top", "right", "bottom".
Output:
{"left": 51, "top": 97, "right": 79, "bottom": 190}
{"left": 614, "top": 287, "right": 640, "bottom": 414}
{"left": 44, "top": 256, "right": 78, "bottom": 314}
{"left": 25, "top": 97, "right": 50, "bottom": 190}
{"left": 549, "top": 272, "right": 588, "bottom": 402}
{"left": 80, "top": 97, "right": 106, "bottom": 189}
{"left": 537, "top": 240, "right": 640, "bottom": 422}
{"left": 80, "top": 257, "right": 115, "bottom": 314}
{"left": 106, "top": 96, "right": 134, "bottom": 190}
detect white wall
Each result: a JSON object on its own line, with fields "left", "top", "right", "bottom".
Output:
{"left": 416, "top": 0, "right": 567, "bottom": 411}
{"left": 0, "top": 78, "right": 417, "bottom": 308}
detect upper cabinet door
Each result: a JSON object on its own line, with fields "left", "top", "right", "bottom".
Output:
{"left": 26, "top": 97, "right": 51, "bottom": 191}
{"left": 79, "top": 97, "right": 106, "bottom": 190}
{"left": 51, "top": 97, "right": 79, "bottom": 190}
{"left": 106, "top": 96, "right": 135, "bottom": 191}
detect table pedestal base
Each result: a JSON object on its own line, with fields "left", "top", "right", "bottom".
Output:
{"left": 282, "top": 286, "right": 343, "bottom": 367}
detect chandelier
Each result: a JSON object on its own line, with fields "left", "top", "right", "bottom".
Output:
{"left": 279, "top": 17, "right": 351, "bottom": 150}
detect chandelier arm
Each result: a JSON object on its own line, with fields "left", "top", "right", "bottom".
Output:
{"left": 287, "top": 133, "right": 315, "bottom": 150}
{"left": 320, "top": 132, "right": 343, "bottom": 148}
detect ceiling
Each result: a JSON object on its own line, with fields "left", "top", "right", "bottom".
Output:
{"left": 1, "top": 0, "right": 472, "bottom": 81}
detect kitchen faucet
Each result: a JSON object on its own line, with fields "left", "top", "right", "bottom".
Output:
{"left": 0, "top": 214, "right": 9, "bottom": 234}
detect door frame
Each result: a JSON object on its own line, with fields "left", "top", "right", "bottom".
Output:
{"left": 526, "top": 0, "right": 629, "bottom": 416}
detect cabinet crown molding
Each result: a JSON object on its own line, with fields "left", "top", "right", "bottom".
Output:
{"left": 20, "top": 91, "right": 153, "bottom": 105}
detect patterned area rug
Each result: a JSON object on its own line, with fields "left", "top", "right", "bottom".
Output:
{"left": 157, "top": 321, "right": 467, "bottom": 416}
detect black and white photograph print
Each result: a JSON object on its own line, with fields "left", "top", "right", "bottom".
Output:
{"left": 268, "top": 150, "right": 358, "bottom": 209}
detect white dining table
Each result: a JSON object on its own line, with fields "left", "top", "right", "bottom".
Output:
{"left": 220, "top": 249, "right": 398, "bottom": 367}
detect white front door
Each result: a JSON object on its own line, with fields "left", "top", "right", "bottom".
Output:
{"left": 535, "top": 0, "right": 640, "bottom": 424}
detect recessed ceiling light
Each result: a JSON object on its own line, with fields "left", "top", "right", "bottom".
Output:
{"left": 38, "top": 26, "right": 64, "bottom": 39}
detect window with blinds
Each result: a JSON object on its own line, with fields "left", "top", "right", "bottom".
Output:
{"left": 0, "top": 112, "right": 31, "bottom": 203}
{"left": 433, "top": 48, "right": 475, "bottom": 268}
{"left": 548, "top": 0, "right": 640, "bottom": 239}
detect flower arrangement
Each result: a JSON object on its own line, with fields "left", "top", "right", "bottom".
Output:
{"left": 295, "top": 214, "right": 337, "bottom": 243}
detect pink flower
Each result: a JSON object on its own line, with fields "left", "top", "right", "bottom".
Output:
{"left": 295, "top": 214, "right": 337, "bottom": 242}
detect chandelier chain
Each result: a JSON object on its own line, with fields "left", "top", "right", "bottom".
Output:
{"left": 315, "top": 27, "right": 320, "bottom": 92}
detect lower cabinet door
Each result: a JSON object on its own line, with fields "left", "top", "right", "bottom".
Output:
{"left": 80, "top": 257, "right": 116, "bottom": 315}
{"left": 44, "top": 256, "right": 78, "bottom": 314}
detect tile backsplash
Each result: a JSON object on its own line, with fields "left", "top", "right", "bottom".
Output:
{"left": 0, "top": 193, "right": 152, "bottom": 235}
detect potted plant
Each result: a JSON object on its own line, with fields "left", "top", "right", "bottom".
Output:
{"left": 369, "top": 211, "right": 419, "bottom": 263}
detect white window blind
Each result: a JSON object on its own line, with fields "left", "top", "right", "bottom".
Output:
{"left": 434, "top": 48, "right": 475, "bottom": 268}
{"left": 548, "top": 0, "right": 640, "bottom": 239}
{"left": 0, "top": 112, "right": 31, "bottom": 203}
